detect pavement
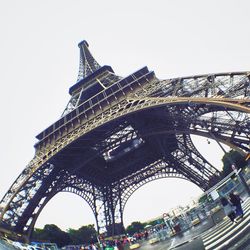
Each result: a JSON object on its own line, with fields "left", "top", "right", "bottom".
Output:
{"left": 139, "top": 197, "right": 250, "bottom": 250}
{"left": 200, "top": 197, "right": 250, "bottom": 250}
{"left": 0, "top": 238, "right": 17, "bottom": 250}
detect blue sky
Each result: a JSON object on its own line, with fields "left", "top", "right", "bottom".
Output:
{"left": 0, "top": 0, "right": 247, "bottom": 230}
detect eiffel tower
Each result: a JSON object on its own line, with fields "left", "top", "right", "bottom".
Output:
{"left": 0, "top": 40, "right": 249, "bottom": 241}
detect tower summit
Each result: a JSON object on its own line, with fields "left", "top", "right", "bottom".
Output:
{"left": 63, "top": 40, "right": 121, "bottom": 116}
{"left": 77, "top": 40, "right": 101, "bottom": 81}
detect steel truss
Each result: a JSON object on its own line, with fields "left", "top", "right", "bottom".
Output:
{"left": 0, "top": 41, "right": 249, "bottom": 241}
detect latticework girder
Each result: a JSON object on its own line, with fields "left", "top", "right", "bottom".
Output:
{"left": 77, "top": 40, "right": 101, "bottom": 82}
{"left": 0, "top": 41, "right": 249, "bottom": 240}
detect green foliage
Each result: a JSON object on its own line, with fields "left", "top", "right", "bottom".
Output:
{"left": 32, "top": 224, "right": 97, "bottom": 247}
{"left": 198, "top": 194, "right": 209, "bottom": 204}
{"left": 146, "top": 218, "right": 164, "bottom": 226}
{"left": 32, "top": 224, "right": 71, "bottom": 247}
{"left": 68, "top": 224, "right": 97, "bottom": 245}
{"left": 222, "top": 150, "right": 246, "bottom": 177}
{"left": 125, "top": 221, "right": 145, "bottom": 235}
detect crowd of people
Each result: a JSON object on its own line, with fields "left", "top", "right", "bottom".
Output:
{"left": 64, "top": 230, "right": 151, "bottom": 250}
{"left": 96, "top": 231, "right": 150, "bottom": 250}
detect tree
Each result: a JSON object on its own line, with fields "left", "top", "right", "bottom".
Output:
{"left": 126, "top": 221, "right": 145, "bottom": 235}
{"left": 32, "top": 224, "right": 71, "bottom": 247}
{"left": 32, "top": 224, "right": 97, "bottom": 247}
{"left": 146, "top": 218, "right": 164, "bottom": 227}
{"left": 222, "top": 150, "right": 246, "bottom": 177}
{"left": 198, "top": 194, "right": 209, "bottom": 204}
{"left": 68, "top": 224, "right": 97, "bottom": 245}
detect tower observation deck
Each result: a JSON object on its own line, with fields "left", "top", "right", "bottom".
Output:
{"left": 0, "top": 40, "right": 249, "bottom": 241}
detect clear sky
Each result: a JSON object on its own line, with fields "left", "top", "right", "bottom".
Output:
{"left": 0, "top": 0, "right": 248, "bottom": 231}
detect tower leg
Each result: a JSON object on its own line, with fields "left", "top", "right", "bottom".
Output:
{"left": 95, "top": 185, "right": 125, "bottom": 237}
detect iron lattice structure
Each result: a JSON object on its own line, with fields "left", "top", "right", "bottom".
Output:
{"left": 0, "top": 40, "right": 249, "bottom": 240}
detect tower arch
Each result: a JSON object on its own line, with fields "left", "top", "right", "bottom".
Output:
{"left": 0, "top": 40, "right": 249, "bottom": 240}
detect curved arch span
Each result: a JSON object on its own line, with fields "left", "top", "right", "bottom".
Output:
{"left": 127, "top": 97, "right": 250, "bottom": 113}
{"left": 132, "top": 128, "right": 247, "bottom": 156}
{"left": 122, "top": 176, "right": 202, "bottom": 225}
{"left": 121, "top": 173, "right": 190, "bottom": 212}
{"left": 61, "top": 187, "right": 96, "bottom": 214}
{"left": 190, "top": 131, "right": 247, "bottom": 156}
{"left": 26, "top": 185, "right": 96, "bottom": 239}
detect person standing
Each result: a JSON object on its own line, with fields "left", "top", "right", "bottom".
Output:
{"left": 220, "top": 197, "right": 236, "bottom": 223}
{"left": 229, "top": 192, "right": 244, "bottom": 218}
{"left": 116, "top": 240, "right": 124, "bottom": 250}
{"left": 91, "top": 243, "right": 97, "bottom": 250}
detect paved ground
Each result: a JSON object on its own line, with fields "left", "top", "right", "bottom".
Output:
{"left": 0, "top": 239, "right": 17, "bottom": 250}
{"left": 138, "top": 197, "right": 250, "bottom": 250}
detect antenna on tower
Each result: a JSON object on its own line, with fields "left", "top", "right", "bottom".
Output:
{"left": 77, "top": 40, "right": 101, "bottom": 81}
